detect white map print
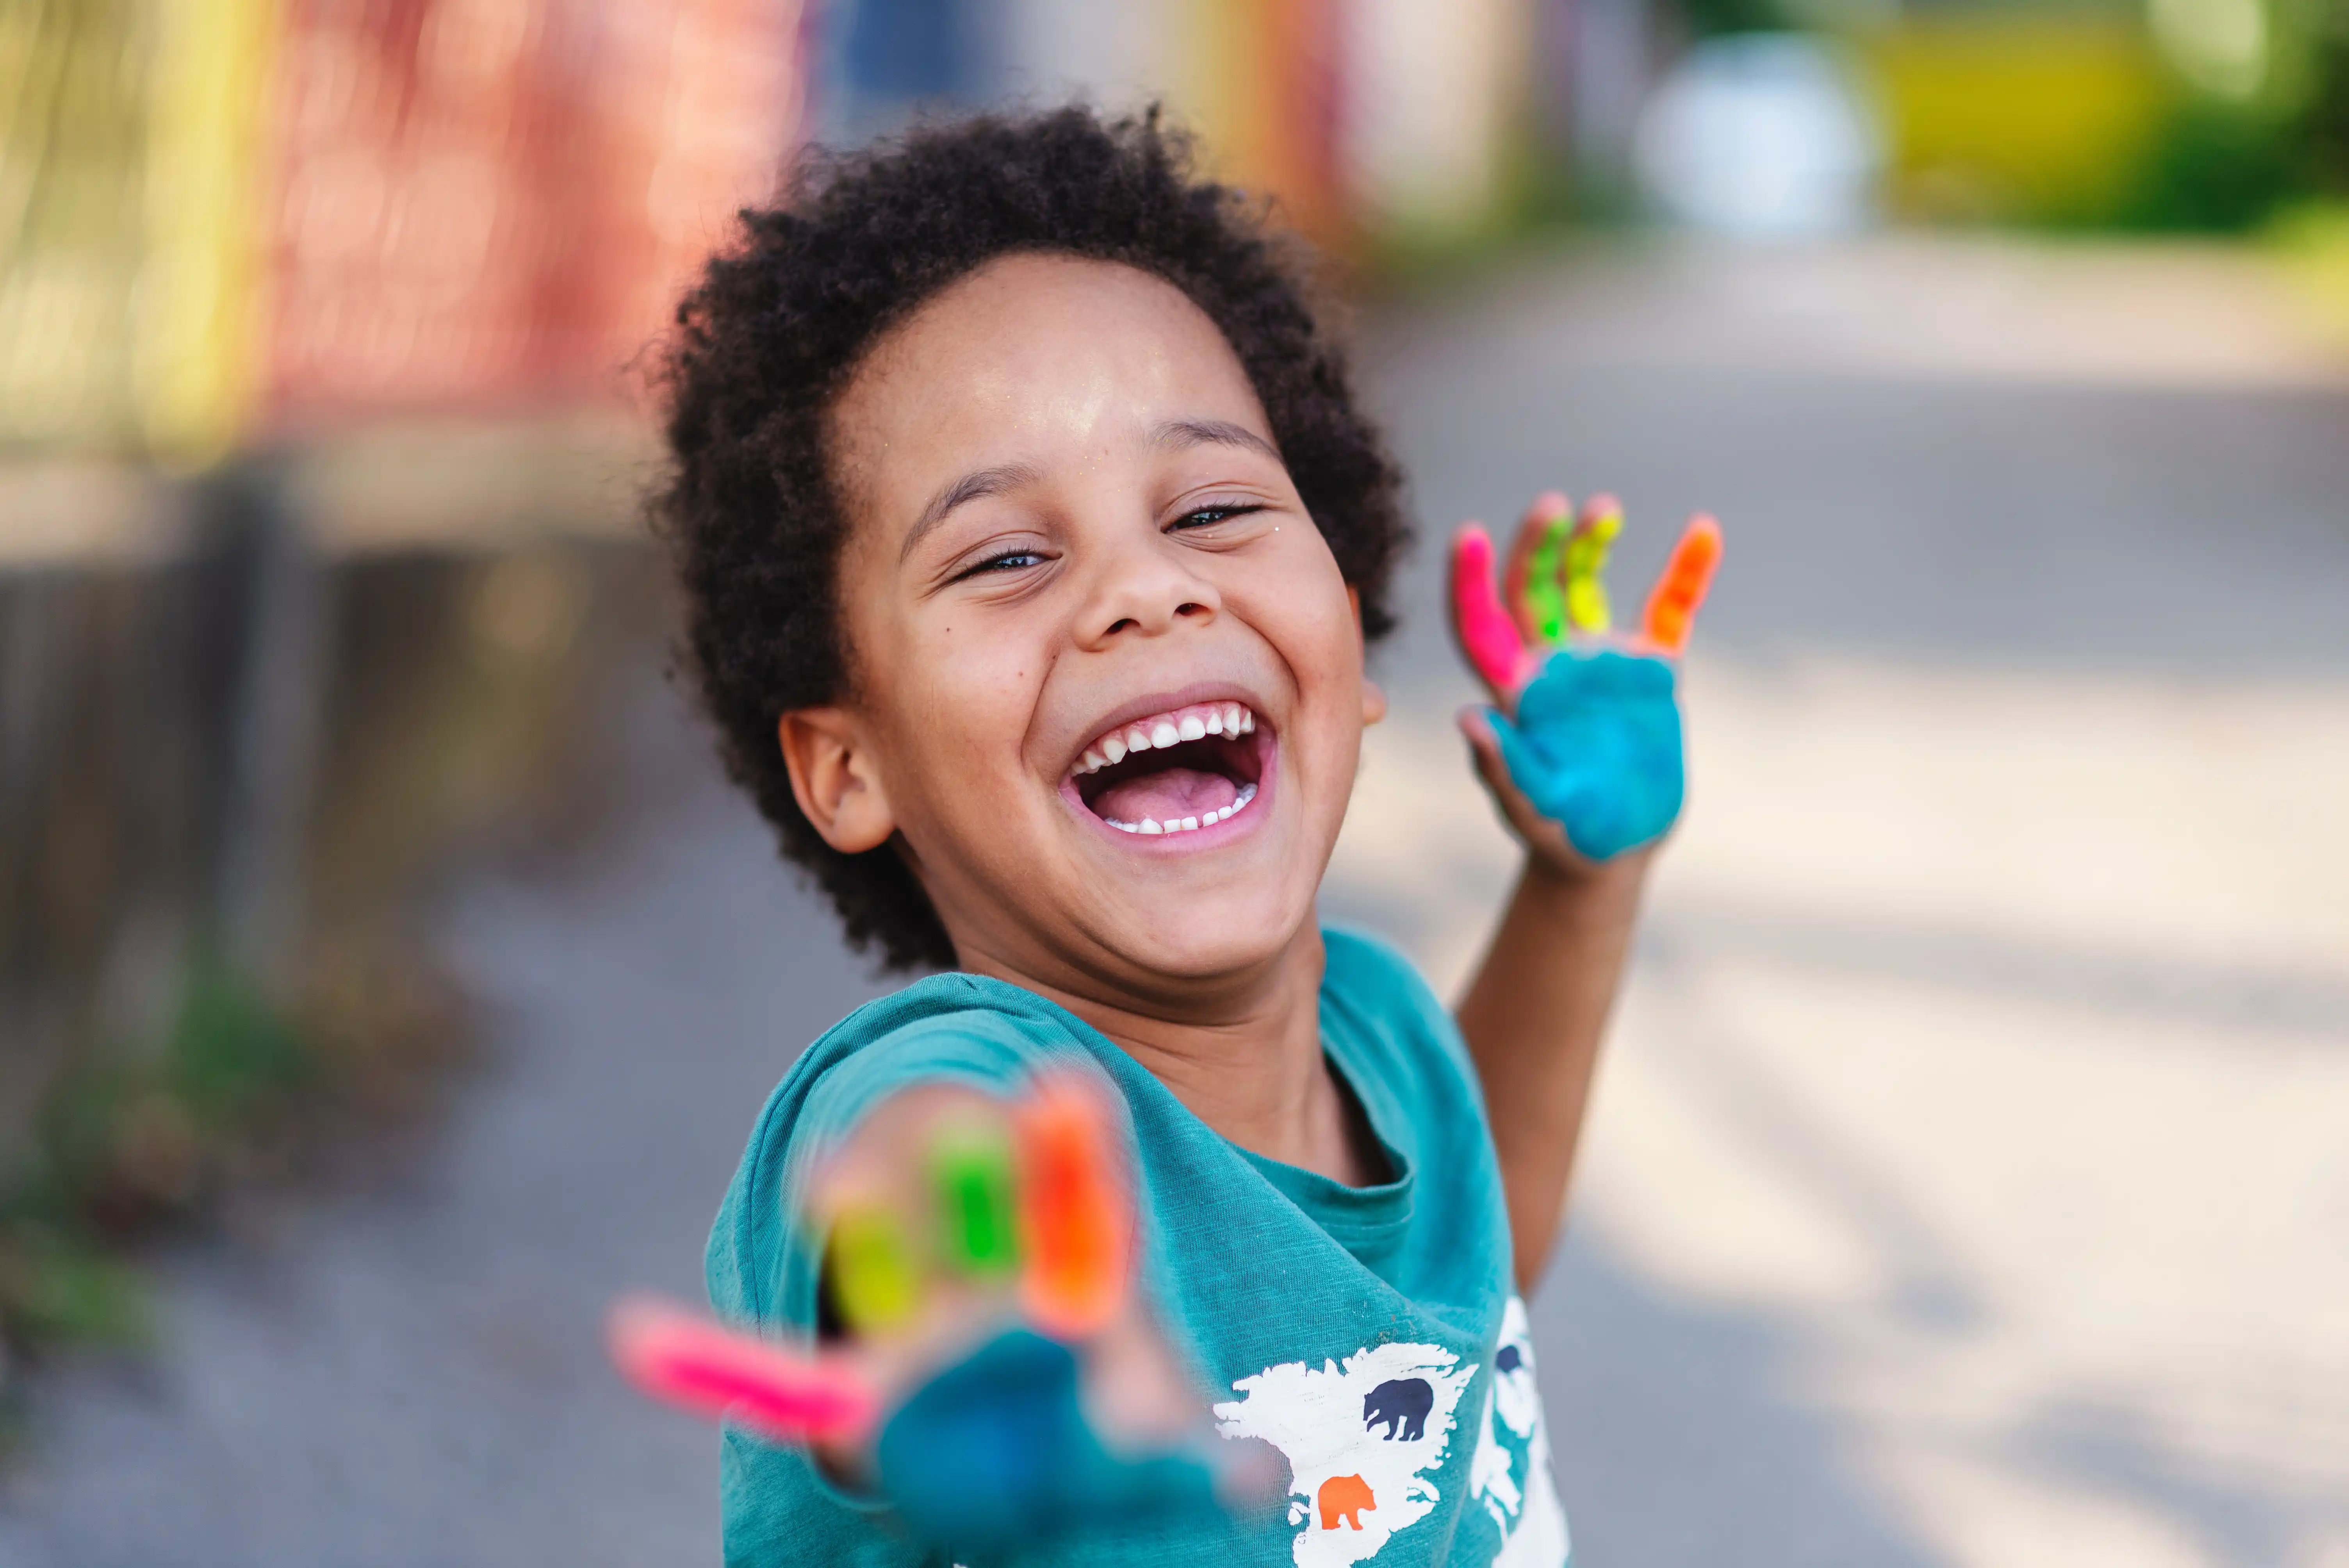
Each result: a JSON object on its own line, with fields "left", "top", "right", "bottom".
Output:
{"left": 1467, "top": 1297, "right": 1570, "bottom": 1566}
{"left": 1214, "top": 1342, "right": 1477, "bottom": 1567}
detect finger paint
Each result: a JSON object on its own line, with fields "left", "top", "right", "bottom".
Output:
{"left": 1563, "top": 502, "right": 1622, "bottom": 636}
{"left": 1640, "top": 515, "right": 1721, "bottom": 654}
{"left": 1522, "top": 509, "right": 1574, "bottom": 643}
{"left": 932, "top": 1125, "right": 1019, "bottom": 1276}
{"left": 1492, "top": 650, "right": 1685, "bottom": 861}
{"left": 875, "top": 1329, "right": 1223, "bottom": 1553}
{"left": 1450, "top": 527, "right": 1529, "bottom": 693}
{"left": 829, "top": 1205, "right": 921, "bottom": 1333}
{"left": 607, "top": 1294, "right": 874, "bottom": 1443}
{"left": 1016, "top": 1081, "right": 1129, "bottom": 1340}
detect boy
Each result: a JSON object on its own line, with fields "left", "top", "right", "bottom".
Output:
{"left": 656, "top": 106, "right": 1715, "bottom": 1565}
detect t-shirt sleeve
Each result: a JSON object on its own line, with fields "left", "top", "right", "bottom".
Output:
{"left": 795, "top": 1010, "right": 1050, "bottom": 1162}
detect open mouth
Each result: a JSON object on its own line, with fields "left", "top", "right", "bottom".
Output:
{"left": 1066, "top": 700, "right": 1267, "bottom": 837}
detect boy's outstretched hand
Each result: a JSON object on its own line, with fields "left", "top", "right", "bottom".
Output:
{"left": 610, "top": 1073, "right": 1258, "bottom": 1556}
{"left": 1449, "top": 492, "right": 1721, "bottom": 870}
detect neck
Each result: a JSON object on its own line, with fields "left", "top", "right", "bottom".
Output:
{"left": 960, "top": 925, "right": 1379, "bottom": 1187}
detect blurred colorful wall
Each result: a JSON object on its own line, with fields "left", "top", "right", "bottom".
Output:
{"left": 2, "top": 0, "right": 807, "bottom": 467}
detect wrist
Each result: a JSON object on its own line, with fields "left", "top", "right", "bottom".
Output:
{"left": 1521, "top": 839, "right": 1655, "bottom": 904}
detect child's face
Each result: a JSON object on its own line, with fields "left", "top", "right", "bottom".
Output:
{"left": 793, "top": 254, "right": 1381, "bottom": 998}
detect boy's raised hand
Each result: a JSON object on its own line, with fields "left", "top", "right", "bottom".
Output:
{"left": 1449, "top": 491, "right": 1721, "bottom": 870}
{"left": 610, "top": 1073, "right": 1248, "bottom": 1556}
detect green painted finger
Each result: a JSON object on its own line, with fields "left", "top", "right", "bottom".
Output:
{"left": 829, "top": 1205, "right": 922, "bottom": 1332}
{"left": 1522, "top": 510, "right": 1575, "bottom": 644}
{"left": 931, "top": 1125, "right": 1019, "bottom": 1276}
{"left": 1563, "top": 503, "right": 1622, "bottom": 635}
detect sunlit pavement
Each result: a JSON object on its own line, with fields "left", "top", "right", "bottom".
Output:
{"left": 1325, "top": 237, "right": 2349, "bottom": 1568}
{"left": 4, "top": 238, "right": 2347, "bottom": 1567}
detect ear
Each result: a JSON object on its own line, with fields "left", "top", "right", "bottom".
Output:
{"left": 779, "top": 707, "right": 896, "bottom": 854}
{"left": 1347, "top": 585, "right": 1388, "bottom": 727}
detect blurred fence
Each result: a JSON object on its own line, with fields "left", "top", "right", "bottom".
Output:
{"left": 0, "top": 0, "right": 798, "bottom": 1354}
{"left": 0, "top": 441, "right": 663, "bottom": 1347}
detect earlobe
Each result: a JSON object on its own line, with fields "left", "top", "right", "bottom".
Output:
{"left": 779, "top": 708, "right": 896, "bottom": 854}
{"left": 1348, "top": 588, "right": 1387, "bottom": 726}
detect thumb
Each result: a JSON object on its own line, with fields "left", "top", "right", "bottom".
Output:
{"left": 1458, "top": 707, "right": 1557, "bottom": 848}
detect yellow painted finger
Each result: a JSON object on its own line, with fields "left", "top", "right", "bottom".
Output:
{"left": 1563, "top": 495, "right": 1622, "bottom": 636}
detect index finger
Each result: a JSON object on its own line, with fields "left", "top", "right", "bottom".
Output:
{"left": 1449, "top": 525, "right": 1530, "bottom": 701}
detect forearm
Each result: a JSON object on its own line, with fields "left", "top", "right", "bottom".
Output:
{"left": 1456, "top": 850, "right": 1650, "bottom": 1292}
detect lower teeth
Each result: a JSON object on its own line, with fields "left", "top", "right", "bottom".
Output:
{"left": 1106, "top": 781, "right": 1257, "bottom": 836}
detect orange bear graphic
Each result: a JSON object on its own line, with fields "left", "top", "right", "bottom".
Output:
{"left": 1318, "top": 1473, "right": 1376, "bottom": 1531}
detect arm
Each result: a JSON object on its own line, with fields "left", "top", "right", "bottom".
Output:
{"left": 1457, "top": 848, "right": 1649, "bottom": 1292}
{"left": 1447, "top": 492, "right": 1721, "bottom": 1293}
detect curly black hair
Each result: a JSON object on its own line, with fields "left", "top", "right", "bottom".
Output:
{"left": 654, "top": 105, "right": 1409, "bottom": 973}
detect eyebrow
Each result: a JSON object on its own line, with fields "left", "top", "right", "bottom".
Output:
{"left": 899, "top": 461, "right": 1043, "bottom": 563}
{"left": 1152, "top": 418, "right": 1282, "bottom": 463}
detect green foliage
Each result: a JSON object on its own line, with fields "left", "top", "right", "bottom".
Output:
{"left": 2127, "top": 0, "right": 2349, "bottom": 230}
{"left": 0, "top": 1230, "right": 150, "bottom": 1352}
{"left": 166, "top": 958, "right": 312, "bottom": 1127}
{"left": 2130, "top": 98, "right": 2308, "bottom": 230}
{"left": 1679, "top": 0, "right": 1793, "bottom": 37}
{"left": 0, "top": 954, "right": 312, "bottom": 1368}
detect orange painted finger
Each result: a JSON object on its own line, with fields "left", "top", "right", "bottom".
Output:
{"left": 1640, "top": 514, "right": 1722, "bottom": 654}
{"left": 1015, "top": 1074, "right": 1131, "bottom": 1341}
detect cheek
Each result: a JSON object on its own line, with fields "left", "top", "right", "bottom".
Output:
{"left": 889, "top": 619, "right": 1047, "bottom": 797}
{"left": 1242, "top": 542, "right": 1362, "bottom": 697}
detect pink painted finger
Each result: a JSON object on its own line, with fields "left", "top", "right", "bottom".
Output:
{"left": 1450, "top": 526, "right": 1529, "bottom": 696}
{"left": 608, "top": 1294, "right": 877, "bottom": 1444}
{"left": 1640, "top": 514, "right": 1722, "bottom": 655}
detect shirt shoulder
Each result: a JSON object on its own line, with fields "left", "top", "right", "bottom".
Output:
{"left": 704, "top": 972, "right": 1089, "bottom": 1331}
{"left": 1319, "top": 925, "right": 1485, "bottom": 1111}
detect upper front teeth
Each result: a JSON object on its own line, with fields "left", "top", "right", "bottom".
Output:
{"left": 1073, "top": 702, "right": 1255, "bottom": 776}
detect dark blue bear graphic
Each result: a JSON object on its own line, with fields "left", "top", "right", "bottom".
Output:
{"left": 1363, "top": 1377, "right": 1433, "bottom": 1441}
{"left": 1495, "top": 1345, "right": 1522, "bottom": 1374}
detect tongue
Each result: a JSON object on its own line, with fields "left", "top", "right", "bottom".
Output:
{"left": 1092, "top": 766, "right": 1239, "bottom": 825}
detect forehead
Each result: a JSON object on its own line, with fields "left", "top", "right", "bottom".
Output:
{"left": 831, "top": 254, "right": 1266, "bottom": 499}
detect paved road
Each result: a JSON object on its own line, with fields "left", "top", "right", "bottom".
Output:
{"left": 4, "top": 239, "right": 2346, "bottom": 1567}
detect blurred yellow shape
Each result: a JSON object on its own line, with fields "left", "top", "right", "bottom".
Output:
{"left": 1858, "top": 18, "right": 2170, "bottom": 225}
{"left": 139, "top": 0, "right": 276, "bottom": 468}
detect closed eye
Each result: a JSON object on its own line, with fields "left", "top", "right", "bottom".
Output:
{"left": 1171, "top": 502, "right": 1265, "bottom": 531}
{"left": 952, "top": 549, "right": 1049, "bottom": 582}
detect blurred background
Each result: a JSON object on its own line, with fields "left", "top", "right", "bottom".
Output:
{"left": 3, "top": 0, "right": 2347, "bottom": 1564}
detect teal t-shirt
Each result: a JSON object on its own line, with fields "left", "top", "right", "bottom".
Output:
{"left": 705, "top": 928, "right": 1571, "bottom": 1567}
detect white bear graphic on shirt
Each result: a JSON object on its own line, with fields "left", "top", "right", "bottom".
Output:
{"left": 1213, "top": 1340, "right": 1477, "bottom": 1566}
{"left": 1467, "top": 1297, "right": 1570, "bottom": 1565}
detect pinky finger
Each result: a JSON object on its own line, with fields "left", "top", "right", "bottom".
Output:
{"left": 608, "top": 1294, "right": 877, "bottom": 1444}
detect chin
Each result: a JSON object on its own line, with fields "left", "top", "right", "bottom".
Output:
{"left": 1100, "top": 881, "right": 1315, "bottom": 982}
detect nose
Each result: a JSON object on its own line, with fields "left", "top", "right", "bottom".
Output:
{"left": 1073, "top": 534, "right": 1220, "bottom": 649}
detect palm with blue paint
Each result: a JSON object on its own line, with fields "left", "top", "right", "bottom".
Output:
{"left": 1449, "top": 492, "right": 1722, "bottom": 867}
